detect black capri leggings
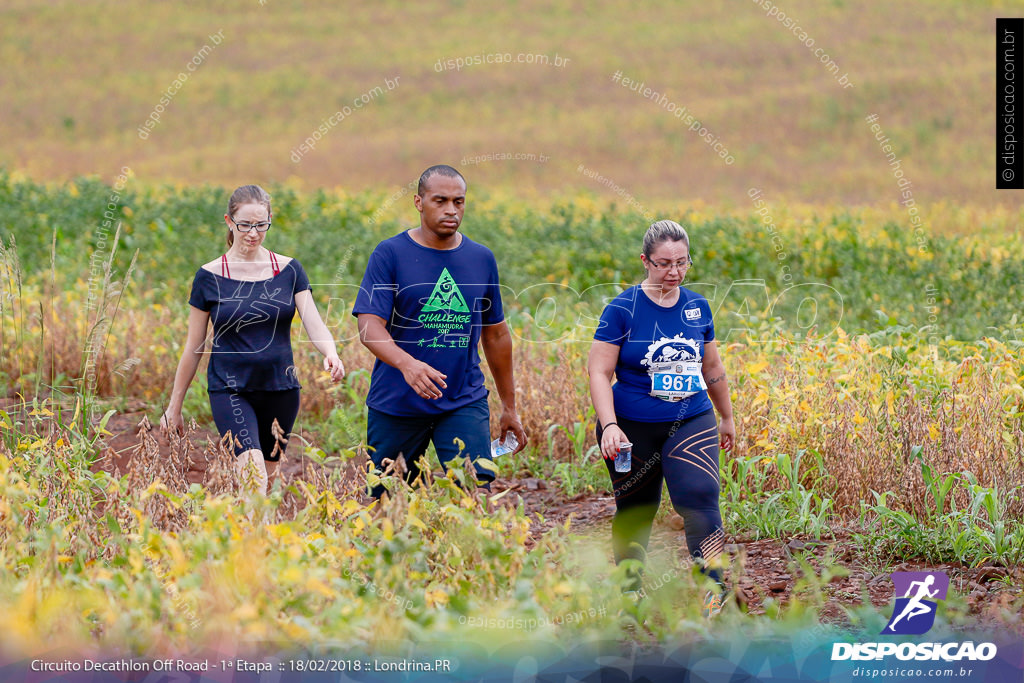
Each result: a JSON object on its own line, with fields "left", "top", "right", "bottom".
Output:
{"left": 598, "top": 409, "right": 724, "bottom": 581}
{"left": 208, "top": 389, "right": 301, "bottom": 461}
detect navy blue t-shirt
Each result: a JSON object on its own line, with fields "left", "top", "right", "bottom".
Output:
{"left": 188, "top": 259, "right": 311, "bottom": 393}
{"left": 352, "top": 231, "right": 505, "bottom": 416}
{"left": 593, "top": 284, "right": 715, "bottom": 422}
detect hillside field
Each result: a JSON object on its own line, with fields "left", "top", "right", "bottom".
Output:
{"left": 0, "top": 0, "right": 1019, "bottom": 207}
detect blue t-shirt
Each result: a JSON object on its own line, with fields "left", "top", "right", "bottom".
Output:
{"left": 188, "top": 259, "right": 311, "bottom": 393}
{"left": 352, "top": 231, "right": 505, "bottom": 416}
{"left": 593, "top": 284, "right": 715, "bottom": 422}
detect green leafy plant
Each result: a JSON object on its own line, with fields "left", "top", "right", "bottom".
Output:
{"left": 856, "top": 448, "right": 1024, "bottom": 566}
{"left": 721, "top": 450, "right": 835, "bottom": 539}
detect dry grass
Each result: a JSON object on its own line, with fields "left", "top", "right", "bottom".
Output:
{"left": 3, "top": 222, "right": 1023, "bottom": 529}
{"left": 6, "top": 285, "right": 1023, "bottom": 525}
{"left": 500, "top": 332, "right": 1024, "bottom": 522}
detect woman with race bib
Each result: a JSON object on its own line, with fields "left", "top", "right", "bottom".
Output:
{"left": 588, "top": 219, "right": 735, "bottom": 617}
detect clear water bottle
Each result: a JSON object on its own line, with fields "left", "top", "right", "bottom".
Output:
{"left": 614, "top": 442, "right": 633, "bottom": 472}
{"left": 490, "top": 432, "right": 519, "bottom": 457}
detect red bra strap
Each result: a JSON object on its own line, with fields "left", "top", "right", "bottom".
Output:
{"left": 269, "top": 251, "right": 280, "bottom": 276}
{"left": 221, "top": 254, "right": 230, "bottom": 278}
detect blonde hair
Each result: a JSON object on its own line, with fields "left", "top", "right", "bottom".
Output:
{"left": 642, "top": 219, "right": 689, "bottom": 258}
{"left": 226, "top": 185, "right": 272, "bottom": 248}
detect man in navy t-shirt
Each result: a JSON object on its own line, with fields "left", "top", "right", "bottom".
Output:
{"left": 352, "top": 165, "right": 527, "bottom": 498}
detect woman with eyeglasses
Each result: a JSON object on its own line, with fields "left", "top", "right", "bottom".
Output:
{"left": 588, "top": 219, "right": 735, "bottom": 617}
{"left": 161, "top": 184, "right": 344, "bottom": 495}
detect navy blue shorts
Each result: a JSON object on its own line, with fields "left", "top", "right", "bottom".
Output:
{"left": 366, "top": 396, "right": 494, "bottom": 498}
{"left": 208, "top": 389, "right": 301, "bottom": 461}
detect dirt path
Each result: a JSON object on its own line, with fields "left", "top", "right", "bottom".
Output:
{"left": 100, "top": 412, "right": 1023, "bottom": 633}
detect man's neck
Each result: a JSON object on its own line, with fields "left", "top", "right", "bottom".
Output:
{"left": 409, "top": 228, "right": 462, "bottom": 250}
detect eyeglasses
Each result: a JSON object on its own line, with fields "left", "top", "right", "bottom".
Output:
{"left": 232, "top": 218, "right": 272, "bottom": 233}
{"left": 647, "top": 257, "right": 692, "bottom": 271}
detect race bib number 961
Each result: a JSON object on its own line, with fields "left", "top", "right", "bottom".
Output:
{"left": 650, "top": 362, "right": 706, "bottom": 400}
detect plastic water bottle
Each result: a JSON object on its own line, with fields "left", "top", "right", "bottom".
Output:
{"left": 490, "top": 432, "right": 519, "bottom": 457}
{"left": 614, "top": 442, "right": 633, "bottom": 472}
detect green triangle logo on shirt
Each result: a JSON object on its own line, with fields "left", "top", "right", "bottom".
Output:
{"left": 421, "top": 267, "right": 470, "bottom": 313}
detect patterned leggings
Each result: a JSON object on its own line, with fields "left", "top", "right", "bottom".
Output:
{"left": 599, "top": 408, "right": 724, "bottom": 584}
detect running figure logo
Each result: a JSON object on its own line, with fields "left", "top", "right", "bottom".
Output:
{"left": 881, "top": 571, "right": 949, "bottom": 635}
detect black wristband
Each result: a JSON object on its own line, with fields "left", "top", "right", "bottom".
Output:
{"left": 602, "top": 422, "right": 617, "bottom": 430}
